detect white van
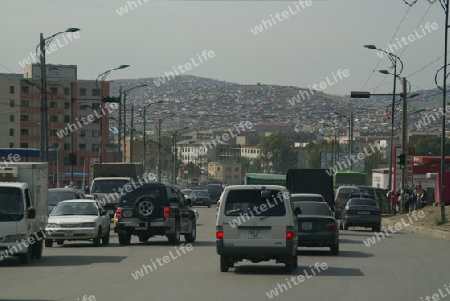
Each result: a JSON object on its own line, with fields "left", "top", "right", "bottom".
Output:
{"left": 215, "top": 185, "right": 298, "bottom": 272}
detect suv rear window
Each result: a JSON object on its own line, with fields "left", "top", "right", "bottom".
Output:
{"left": 224, "top": 189, "right": 286, "bottom": 217}
{"left": 118, "top": 186, "right": 166, "bottom": 207}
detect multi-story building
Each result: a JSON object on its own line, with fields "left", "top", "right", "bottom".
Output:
{"left": 0, "top": 65, "right": 117, "bottom": 188}
{"left": 207, "top": 162, "right": 243, "bottom": 185}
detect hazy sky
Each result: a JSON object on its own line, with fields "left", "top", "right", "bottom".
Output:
{"left": 0, "top": 0, "right": 447, "bottom": 95}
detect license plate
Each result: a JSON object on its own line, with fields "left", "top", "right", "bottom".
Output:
{"left": 123, "top": 211, "right": 133, "bottom": 218}
{"left": 248, "top": 230, "right": 261, "bottom": 239}
{"left": 358, "top": 211, "right": 371, "bottom": 215}
{"left": 107, "top": 210, "right": 114, "bottom": 215}
{"left": 65, "top": 231, "right": 74, "bottom": 236}
{"left": 302, "top": 222, "right": 312, "bottom": 231}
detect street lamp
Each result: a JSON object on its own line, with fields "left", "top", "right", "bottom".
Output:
{"left": 121, "top": 84, "right": 147, "bottom": 163}
{"left": 95, "top": 65, "right": 129, "bottom": 163}
{"left": 139, "top": 100, "right": 163, "bottom": 170}
{"left": 34, "top": 28, "right": 80, "bottom": 162}
{"left": 364, "top": 45, "right": 403, "bottom": 204}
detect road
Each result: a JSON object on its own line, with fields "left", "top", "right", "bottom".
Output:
{"left": 1, "top": 206, "right": 449, "bottom": 301}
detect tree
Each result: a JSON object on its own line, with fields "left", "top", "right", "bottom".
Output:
{"left": 256, "top": 132, "right": 298, "bottom": 174}
{"left": 414, "top": 136, "right": 450, "bottom": 156}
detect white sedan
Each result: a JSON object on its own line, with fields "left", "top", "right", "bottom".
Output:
{"left": 44, "top": 200, "right": 110, "bottom": 247}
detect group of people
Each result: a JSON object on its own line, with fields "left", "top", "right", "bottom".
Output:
{"left": 388, "top": 183, "right": 427, "bottom": 215}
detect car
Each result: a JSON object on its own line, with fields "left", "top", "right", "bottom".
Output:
{"left": 216, "top": 185, "right": 298, "bottom": 273}
{"left": 357, "top": 186, "right": 389, "bottom": 213}
{"left": 190, "top": 190, "right": 211, "bottom": 207}
{"left": 291, "top": 193, "right": 326, "bottom": 203}
{"left": 206, "top": 184, "right": 223, "bottom": 204}
{"left": 340, "top": 198, "right": 381, "bottom": 232}
{"left": 334, "top": 186, "right": 360, "bottom": 218}
{"left": 47, "top": 187, "right": 85, "bottom": 214}
{"left": 293, "top": 201, "right": 339, "bottom": 255}
{"left": 115, "top": 183, "right": 197, "bottom": 245}
{"left": 44, "top": 200, "right": 111, "bottom": 247}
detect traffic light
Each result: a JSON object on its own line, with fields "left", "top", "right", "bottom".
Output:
{"left": 101, "top": 96, "right": 120, "bottom": 103}
{"left": 69, "top": 153, "right": 77, "bottom": 166}
{"left": 350, "top": 91, "right": 371, "bottom": 98}
{"left": 397, "top": 154, "right": 406, "bottom": 169}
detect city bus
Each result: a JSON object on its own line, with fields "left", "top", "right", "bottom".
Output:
{"left": 333, "top": 170, "right": 368, "bottom": 188}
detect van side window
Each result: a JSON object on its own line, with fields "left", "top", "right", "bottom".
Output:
{"left": 24, "top": 189, "right": 31, "bottom": 208}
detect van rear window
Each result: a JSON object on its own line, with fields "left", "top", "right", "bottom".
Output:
{"left": 224, "top": 189, "right": 286, "bottom": 216}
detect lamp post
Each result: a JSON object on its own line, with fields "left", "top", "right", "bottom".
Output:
{"left": 33, "top": 28, "right": 81, "bottom": 162}
{"left": 121, "top": 84, "right": 147, "bottom": 163}
{"left": 364, "top": 45, "right": 403, "bottom": 208}
{"left": 139, "top": 100, "right": 163, "bottom": 172}
{"left": 95, "top": 65, "right": 129, "bottom": 163}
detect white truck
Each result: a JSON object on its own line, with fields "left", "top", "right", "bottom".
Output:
{"left": 89, "top": 163, "right": 144, "bottom": 217}
{"left": 0, "top": 162, "right": 48, "bottom": 264}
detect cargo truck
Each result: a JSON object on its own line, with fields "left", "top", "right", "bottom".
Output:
{"left": 89, "top": 163, "right": 144, "bottom": 217}
{"left": 0, "top": 163, "right": 48, "bottom": 264}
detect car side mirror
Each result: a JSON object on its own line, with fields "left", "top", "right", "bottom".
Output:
{"left": 28, "top": 208, "right": 36, "bottom": 219}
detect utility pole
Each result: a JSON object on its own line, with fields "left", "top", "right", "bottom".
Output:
{"left": 70, "top": 82, "right": 75, "bottom": 186}
{"left": 401, "top": 77, "right": 407, "bottom": 212}
{"left": 123, "top": 89, "right": 127, "bottom": 162}
{"left": 118, "top": 86, "right": 122, "bottom": 162}
{"left": 172, "top": 131, "right": 177, "bottom": 185}
{"left": 158, "top": 118, "right": 162, "bottom": 182}
{"left": 130, "top": 104, "right": 134, "bottom": 162}
{"left": 39, "top": 33, "right": 47, "bottom": 162}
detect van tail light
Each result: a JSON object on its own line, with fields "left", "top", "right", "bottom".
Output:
{"left": 346, "top": 210, "right": 356, "bottom": 215}
{"left": 164, "top": 207, "right": 171, "bottom": 218}
{"left": 115, "top": 207, "right": 122, "bottom": 219}
{"left": 216, "top": 225, "right": 224, "bottom": 240}
{"left": 286, "top": 226, "right": 294, "bottom": 240}
{"left": 325, "top": 223, "right": 336, "bottom": 230}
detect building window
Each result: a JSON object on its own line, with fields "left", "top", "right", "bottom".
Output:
{"left": 64, "top": 143, "right": 70, "bottom": 150}
{"left": 64, "top": 88, "right": 70, "bottom": 96}
{"left": 9, "top": 129, "right": 14, "bottom": 136}
{"left": 64, "top": 115, "right": 70, "bottom": 123}
{"left": 49, "top": 129, "right": 57, "bottom": 136}
{"left": 64, "top": 102, "right": 70, "bottom": 109}
{"left": 92, "top": 89, "right": 100, "bottom": 96}
{"left": 20, "top": 129, "right": 29, "bottom": 135}
{"left": 20, "top": 142, "right": 28, "bottom": 148}
{"left": 79, "top": 143, "right": 86, "bottom": 150}
{"left": 21, "top": 115, "right": 29, "bottom": 121}
{"left": 10, "top": 99, "right": 14, "bottom": 107}
{"left": 10, "top": 86, "right": 14, "bottom": 94}
{"left": 92, "top": 144, "right": 99, "bottom": 152}
{"left": 79, "top": 103, "right": 88, "bottom": 110}
{"left": 21, "top": 86, "right": 29, "bottom": 93}
{"left": 10, "top": 115, "right": 15, "bottom": 122}
{"left": 50, "top": 87, "right": 58, "bottom": 94}
{"left": 49, "top": 101, "right": 57, "bottom": 108}
{"left": 217, "top": 167, "right": 220, "bottom": 171}
{"left": 92, "top": 130, "right": 100, "bottom": 137}
{"left": 9, "top": 142, "right": 14, "bottom": 148}
{"left": 21, "top": 100, "right": 29, "bottom": 107}
{"left": 92, "top": 103, "right": 101, "bottom": 110}
{"left": 79, "top": 156, "right": 85, "bottom": 167}
{"left": 80, "top": 130, "right": 86, "bottom": 137}
{"left": 64, "top": 156, "right": 70, "bottom": 166}
{"left": 79, "top": 88, "right": 86, "bottom": 96}
{"left": 50, "top": 115, "right": 58, "bottom": 122}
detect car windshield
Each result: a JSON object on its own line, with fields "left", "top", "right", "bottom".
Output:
{"left": 292, "top": 195, "right": 323, "bottom": 202}
{"left": 91, "top": 179, "right": 130, "bottom": 193}
{"left": 48, "top": 190, "right": 79, "bottom": 206}
{"left": 224, "top": 189, "right": 286, "bottom": 216}
{"left": 348, "top": 199, "right": 377, "bottom": 206}
{"left": 294, "top": 202, "right": 331, "bottom": 216}
{"left": 51, "top": 202, "right": 98, "bottom": 216}
{"left": 0, "top": 187, "right": 23, "bottom": 215}
{"left": 192, "top": 191, "right": 209, "bottom": 197}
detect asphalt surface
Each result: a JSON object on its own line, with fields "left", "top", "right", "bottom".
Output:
{"left": 1, "top": 206, "right": 449, "bottom": 301}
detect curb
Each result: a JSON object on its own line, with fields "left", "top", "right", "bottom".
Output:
{"left": 382, "top": 219, "right": 450, "bottom": 241}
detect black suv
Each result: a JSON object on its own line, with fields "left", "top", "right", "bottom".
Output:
{"left": 115, "top": 183, "right": 197, "bottom": 245}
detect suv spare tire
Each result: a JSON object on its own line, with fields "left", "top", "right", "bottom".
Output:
{"left": 134, "top": 195, "right": 159, "bottom": 221}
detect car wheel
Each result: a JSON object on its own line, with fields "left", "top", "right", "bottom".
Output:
{"left": 19, "top": 246, "right": 33, "bottom": 264}
{"left": 134, "top": 195, "right": 159, "bottom": 221}
{"left": 118, "top": 233, "right": 131, "bottom": 245}
{"left": 93, "top": 227, "right": 101, "bottom": 247}
{"left": 168, "top": 220, "right": 181, "bottom": 245}
{"left": 33, "top": 240, "right": 43, "bottom": 259}
{"left": 220, "top": 255, "right": 229, "bottom": 272}
{"left": 207, "top": 203, "right": 211, "bottom": 208}
{"left": 185, "top": 220, "right": 196, "bottom": 243}
{"left": 102, "top": 227, "right": 110, "bottom": 245}
{"left": 372, "top": 223, "right": 381, "bottom": 232}
{"left": 284, "top": 255, "right": 296, "bottom": 273}
{"left": 343, "top": 220, "right": 349, "bottom": 230}
{"left": 293, "top": 255, "right": 298, "bottom": 268}
{"left": 331, "top": 244, "right": 339, "bottom": 255}
{"left": 45, "top": 239, "right": 53, "bottom": 248}
{"left": 56, "top": 239, "right": 64, "bottom": 245}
